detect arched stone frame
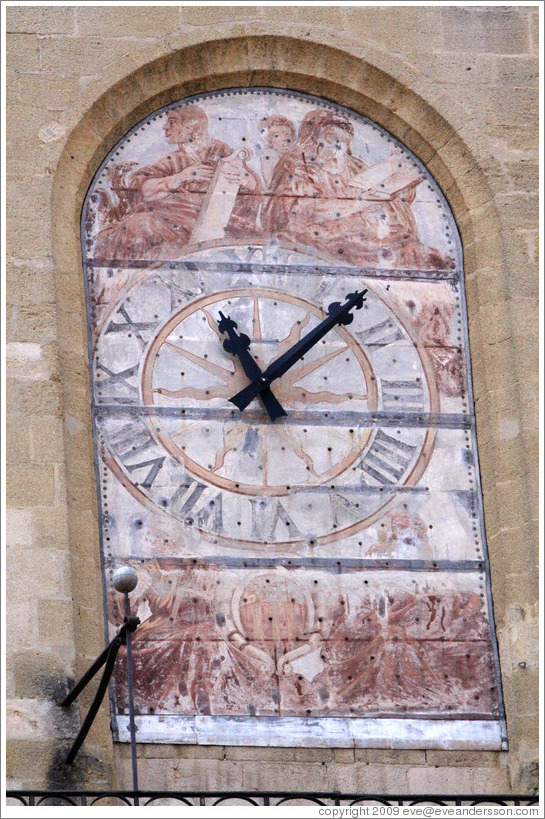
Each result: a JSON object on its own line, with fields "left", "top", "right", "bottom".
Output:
{"left": 50, "top": 35, "right": 534, "bottom": 780}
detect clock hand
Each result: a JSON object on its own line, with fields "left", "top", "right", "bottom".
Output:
{"left": 229, "top": 290, "right": 368, "bottom": 413}
{"left": 217, "top": 312, "right": 287, "bottom": 421}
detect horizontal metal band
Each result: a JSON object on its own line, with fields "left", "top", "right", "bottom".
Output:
{"left": 85, "top": 258, "right": 461, "bottom": 281}
{"left": 119, "top": 555, "right": 486, "bottom": 572}
{"left": 115, "top": 715, "right": 505, "bottom": 750}
{"left": 94, "top": 405, "right": 474, "bottom": 429}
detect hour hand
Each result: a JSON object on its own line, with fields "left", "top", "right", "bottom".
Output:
{"left": 229, "top": 290, "right": 367, "bottom": 412}
{"left": 217, "top": 312, "right": 286, "bottom": 421}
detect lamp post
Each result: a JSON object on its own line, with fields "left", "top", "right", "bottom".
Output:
{"left": 60, "top": 565, "right": 140, "bottom": 803}
{"left": 112, "top": 566, "right": 140, "bottom": 802}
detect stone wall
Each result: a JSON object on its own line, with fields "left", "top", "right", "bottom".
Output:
{"left": 5, "top": 5, "right": 539, "bottom": 796}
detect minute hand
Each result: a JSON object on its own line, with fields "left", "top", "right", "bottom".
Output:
{"left": 229, "top": 290, "right": 367, "bottom": 413}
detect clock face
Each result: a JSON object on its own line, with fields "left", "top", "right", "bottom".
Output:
{"left": 95, "top": 276, "right": 438, "bottom": 547}
{"left": 84, "top": 88, "right": 504, "bottom": 748}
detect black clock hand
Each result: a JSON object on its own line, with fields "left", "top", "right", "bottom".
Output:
{"left": 229, "top": 290, "right": 368, "bottom": 413}
{"left": 217, "top": 312, "right": 287, "bottom": 421}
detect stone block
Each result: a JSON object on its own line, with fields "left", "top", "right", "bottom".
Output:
{"left": 471, "top": 765, "right": 511, "bottom": 793}
{"left": 6, "top": 260, "right": 57, "bottom": 306}
{"left": 179, "top": 6, "right": 264, "bottom": 26}
{"left": 492, "top": 55, "right": 539, "bottom": 87}
{"left": 293, "top": 747, "right": 335, "bottom": 763}
{"left": 498, "top": 604, "right": 539, "bottom": 675}
{"left": 140, "top": 744, "right": 224, "bottom": 760}
{"left": 345, "top": 7, "right": 444, "bottom": 54}
{"left": 224, "top": 745, "right": 296, "bottom": 762}
{"left": 6, "top": 6, "right": 75, "bottom": 35}
{"left": 6, "top": 103, "right": 64, "bottom": 162}
{"left": 425, "top": 750, "right": 505, "bottom": 768}
{"left": 127, "top": 756, "right": 243, "bottom": 792}
{"left": 351, "top": 762, "right": 409, "bottom": 794}
{"left": 6, "top": 600, "right": 38, "bottom": 650}
{"left": 29, "top": 415, "right": 65, "bottom": 463}
{"left": 446, "top": 162, "right": 494, "bottom": 213}
{"left": 8, "top": 72, "right": 82, "bottom": 112}
{"left": 5, "top": 739, "right": 59, "bottom": 785}
{"left": 5, "top": 33, "right": 41, "bottom": 73}
{"left": 331, "top": 747, "right": 355, "bottom": 764}
{"left": 6, "top": 135, "right": 64, "bottom": 182}
{"left": 407, "top": 764, "right": 474, "bottom": 794}
{"left": 355, "top": 748, "right": 427, "bottom": 765}
{"left": 38, "top": 599, "right": 75, "bottom": 647}
{"left": 7, "top": 215, "right": 54, "bottom": 263}
{"left": 7, "top": 698, "right": 78, "bottom": 740}
{"left": 77, "top": 6, "right": 180, "bottom": 38}
{"left": 529, "top": 11, "right": 539, "bottom": 53}
{"left": 6, "top": 417, "right": 31, "bottom": 463}
{"left": 243, "top": 760, "right": 329, "bottom": 792}
{"left": 409, "top": 53, "right": 496, "bottom": 86}
{"left": 261, "top": 5, "right": 346, "bottom": 28}
{"left": 30, "top": 505, "right": 70, "bottom": 550}
{"left": 484, "top": 124, "right": 538, "bottom": 160}
{"left": 6, "top": 342, "right": 50, "bottom": 382}
{"left": 7, "top": 546, "right": 64, "bottom": 601}
{"left": 46, "top": 741, "right": 113, "bottom": 791}
{"left": 6, "top": 508, "right": 34, "bottom": 548}
{"left": 39, "top": 35, "right": 139, "bottom": 76}
{"left": 12, "top": 650, "right": 71, "bottom": 700}
{"left": 7, "top": 304, "right": 58, "bottom": 346}
{"left": 6, "top": 462, "right": 56, "bottom": 507}
{"left": 441, "top": 7, "right": 531, "bottom": 54}
{"left": 436, "top": 84, "right": 537, "bottom": 130}
{"left": 6, "top": 377, "right": 62, "bottom": 417}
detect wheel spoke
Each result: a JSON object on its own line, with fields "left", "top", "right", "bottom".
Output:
{"left": 283, "top": 344, "right": 351, "bottom": 385}
{"left": 163, "top": 340, "right": 234, "bottom": 381}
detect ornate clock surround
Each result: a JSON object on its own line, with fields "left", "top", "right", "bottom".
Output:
{"left": 82, "top": 88, "right": 506, "bottom": 749}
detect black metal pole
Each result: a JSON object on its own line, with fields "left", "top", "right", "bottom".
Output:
{"left": 63, "top": 639, "right": 122, "bottom": 765}
{"left": 123, "top": 593, "right": 139, "bottom": 805}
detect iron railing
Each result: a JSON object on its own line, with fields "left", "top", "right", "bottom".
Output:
{"left": 5, "top": 791, "right": 540, "bottom": 808}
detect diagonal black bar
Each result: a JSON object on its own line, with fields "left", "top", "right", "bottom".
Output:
{"left": 60, "top": 635, "right": 121, "bottom": 709}
{"left": 64, "top": 640, "right": 121, "bottom": 765}
{"left": 230, "top": 290, "right": 367, "bottom": 412}
{"left": 60, "top": 617, "right": 140, "bottom": 765}
{"left": 218, "top": 311, "right": 286, "bottom": 421}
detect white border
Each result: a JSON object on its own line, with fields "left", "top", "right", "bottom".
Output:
{"left": 117, "top": 715, "right": 505, "bottom": 750}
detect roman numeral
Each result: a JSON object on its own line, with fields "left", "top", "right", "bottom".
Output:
{"left": 107, "top": 423, "right": 165, "bottom": 488}
{"left": 330, "top": 492, "right": 363, "bottom": 529}
{"left": 356, "top": 318, "right": 405, "bottom": 347}
{"left": 96, "top": 362, "right": 139, "bottom": 402}
{"left": 268, "top": 500, "right": 302, "bottom": 540}
{"left": 381, "top": 379, "right": 425, "bottom": 412}
{"left": 357, "top": 429, "right": 417, "bottom": 486}
{"left": 248, "top": 498, "right": 302, "bottom": 540}
{"left": 125, "top": 455, "right": 165, "bottom": 489}
{"left": 164, "top": 281, "right": 197, "bottom": 313}
{"left": 105, "top": 304, "right": 157, "bottom": 349}
{"left": 169, "top": 480, "right": 223, "bottom": 531}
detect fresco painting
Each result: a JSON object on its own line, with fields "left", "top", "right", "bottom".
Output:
{"left": 111, "top": 563, "right": 498, "bottom": 721}
{"left": 83, "top": 89, "right": 505, "bottom": 748}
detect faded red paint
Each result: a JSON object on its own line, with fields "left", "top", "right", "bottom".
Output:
{"left": 111, "top": 563, "right": 498, "bottom": 719}
{"left": 84, "top": 90, "right": 503, "bottom": 745}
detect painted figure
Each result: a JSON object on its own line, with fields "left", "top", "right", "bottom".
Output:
{"left": 264, "top": 109, "right": 454, "bottom": 270}
{"left": 258, "top": 114, "right": 296, "bottom": 189}
{"left": 94, "top": 105, "right": 261, "bottom": 260}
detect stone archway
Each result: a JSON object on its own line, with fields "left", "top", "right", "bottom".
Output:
{"left": 50, "top": 33, "right": 518, "bottom": 775}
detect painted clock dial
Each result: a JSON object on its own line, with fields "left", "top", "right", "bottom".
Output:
{"left": 96, "top": 280, "right": 437, "bottom": 546}
{"left": 83, "top": 88, "right": 505, "bottom": 750}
